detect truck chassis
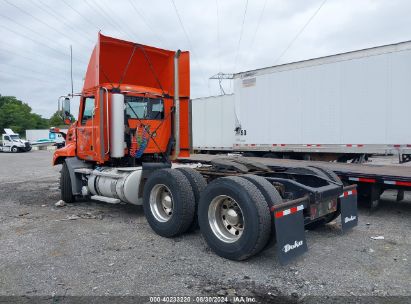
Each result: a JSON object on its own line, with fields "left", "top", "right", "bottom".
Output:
{"left": 185, "top": 154, "right": 411, "bottom": 209}
{"left": 61, "top": 156, "right": 357, "bottom": 264}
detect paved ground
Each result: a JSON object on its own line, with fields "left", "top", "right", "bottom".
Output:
{"left": 0, "top": 151, "right": 410, "bottom": 303}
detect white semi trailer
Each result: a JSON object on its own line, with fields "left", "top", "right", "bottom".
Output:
{"left": 192, "top": 40, "right": 411, "bottom": 163}
{"left": 192, "top": 94, "right": 236, "bottom": 152}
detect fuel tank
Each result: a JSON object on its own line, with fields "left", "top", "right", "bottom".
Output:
{"left": 88, "top": 167, "right": 142, "bottom": 205}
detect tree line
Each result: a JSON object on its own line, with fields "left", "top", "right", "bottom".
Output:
{"left": 0, "top": 94, "right": 70, "bottom": 136}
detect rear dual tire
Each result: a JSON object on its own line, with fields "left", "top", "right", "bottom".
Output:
{"left": 175, "top": 167, "right": 207, "bottom": 231}
{"left": 143, "top": 170, "right": 278, "bottom": 260}
{"left": 241, "top": 174, "right": 283, "bottom": 243}
{"left": 198, "top": 176, "right": 272, "bottom": 261}
{"left": 143, "top": 169, "right": 196, "bottom": 237}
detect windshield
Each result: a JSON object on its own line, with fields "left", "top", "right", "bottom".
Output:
{"left": 125, "top": 96, "right": 164, "bottom": 120}
{"left": 10, "top": 135, "right": 20, "bottom": 141}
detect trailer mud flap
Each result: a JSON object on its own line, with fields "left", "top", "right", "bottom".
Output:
{"left": 273, "top": 203, "right": 308, "bottom": 265}
{"left": 339, "top": 187, "right": 358, "bottom": 232}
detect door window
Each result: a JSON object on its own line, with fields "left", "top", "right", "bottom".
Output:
{"left": 81, "top": 97, "right": 95, "bottom": 124}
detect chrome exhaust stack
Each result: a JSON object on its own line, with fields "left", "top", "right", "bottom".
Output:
{"left": 171, "top": 50, "right": 181, "bottom": 161}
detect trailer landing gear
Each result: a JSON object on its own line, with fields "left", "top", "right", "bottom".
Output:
{"left": 357, "top": 184, "right": 382, "bottom": 209}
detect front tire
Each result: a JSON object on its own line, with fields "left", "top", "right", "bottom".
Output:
{"left": 60, "top": 162, "right": 74, "bottom": 203}
{"left": 143, "top": 169, "right": 195, "bottom": 237}
{"left": 198, "top": 176, "right": 271, "bottom": 260}
{"left": 11, "top": 146, "right": 18, "bottom": 153}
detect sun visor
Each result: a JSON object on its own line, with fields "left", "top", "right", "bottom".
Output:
{"left": 83, "top": 33, "right": 189, "bottom": 98}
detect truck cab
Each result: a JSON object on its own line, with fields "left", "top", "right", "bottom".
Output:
{"left": 53, "top": 33, "right": 190, "bottom": 167}
{"left": 0, "top": 129, "right": 31, "bottom": 152}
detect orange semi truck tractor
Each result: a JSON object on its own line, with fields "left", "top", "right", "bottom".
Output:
{"left": 54, "top": 34, "right": 358, "bottom": 264}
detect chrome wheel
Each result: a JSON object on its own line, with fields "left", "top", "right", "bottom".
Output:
{"left": 208, "top": 195, "right": 244, "bottom": 243}
{"left": 149, "top": 184, "right": 173, "bottom": 222}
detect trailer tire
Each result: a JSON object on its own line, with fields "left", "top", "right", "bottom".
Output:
{"left": 60, "top": 162, "right": 74, "bottom": 203}
{"left": 11, "top": 146, "right": 18, "bottom": 153}
{"left": 143, "top": 169, "right": 195, "bottom": 238}
{"left": 176, "top": 167, "right": 207, "bottom": 231}
{"left": 198, "top": 176, "right": 271, "bottom": 260}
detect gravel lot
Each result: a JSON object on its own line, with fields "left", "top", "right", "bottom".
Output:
{"left": 0, "top": 151, "right": 410, "bottom": 302}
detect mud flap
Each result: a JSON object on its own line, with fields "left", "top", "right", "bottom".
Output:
{"left": 339, "top": 187, "right": 358, "bottom": 232}
{"left": 274, "top": 203, "right": 308, "bottom": 265}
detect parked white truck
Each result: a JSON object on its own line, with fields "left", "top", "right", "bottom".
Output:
{"left": 193, "top": 40, "right": 411, "bottom": 163}
{"left": 26, "top": 128, "right": 67, "bottom": 148}
{"left": 0, "top": 129, "right": 31, "bottom": 152}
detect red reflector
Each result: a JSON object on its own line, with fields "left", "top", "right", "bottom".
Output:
{"left": 358, "top": 178, "right": 376, "bottom": 183}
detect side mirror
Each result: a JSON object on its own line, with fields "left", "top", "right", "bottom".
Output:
{"left": 62, "top": 97, "right": 71, "bottom": 117}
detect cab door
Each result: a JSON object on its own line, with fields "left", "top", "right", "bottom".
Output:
{"left": 3, "top": 135, "right": 11, "bottom": 147}
{"left": 76, "top": 96, "right": 98, "bottom": 161}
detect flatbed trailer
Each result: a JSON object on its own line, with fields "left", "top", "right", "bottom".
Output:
{"left": 180, "top": 154, "right": 411, "bottom": 209}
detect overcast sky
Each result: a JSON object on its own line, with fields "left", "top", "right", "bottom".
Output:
{"left": 0, "top": 0, "right": 410, "bottom": 118}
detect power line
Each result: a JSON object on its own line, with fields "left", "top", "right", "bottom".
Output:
{"left": 102, "top": 0, "right": 141, "bottom": 40}
{"left": 36, "top": 0, "right": 95, "bottom": 44}
{"left": 0, "top": 23, "right": 86, "bottom": 65}
{"left": 2, "top": 0, "right": 90, "bottom": 49}
{"left": 83, "top": 0, "right": 127, "bottom": 37}
{"left": 0, "top": 68, "right": 55, "bottom": 84}
{"left": 273, "top": 0, "right": 328, "bottom": 65}
{"left": 170, "top": 0, "right": 194, "bottom": 51}
{"left": 61, "top": 0, "right": 101, "bottom": 31}
{"left": 0, "top": 14, "right": 86, "bottom": 65}
{"left": 215, "top": 0, "right": 221, "bottom": 72}
{"left": 127, "top": 0, "right": 165, "bottom": 47}
{"left": 0, "top": 47, "right": 83, "bottom": 76}
{"left": 96, "top": 0, "right": 140, "bottom": 39}
{"left": 0, "top": 61, "right": 73, "bottom": 80}
{"left": 86, "top": 0, "right": 140, "bottom": 40}
{"left": 233, "top": 0, "right": 249, "bottom": 73}
{"left": 243, "top": 0, "right": 268, "bottom": 69}
{"left": 169, "top": 0, "right": 210, "bottom": 93}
